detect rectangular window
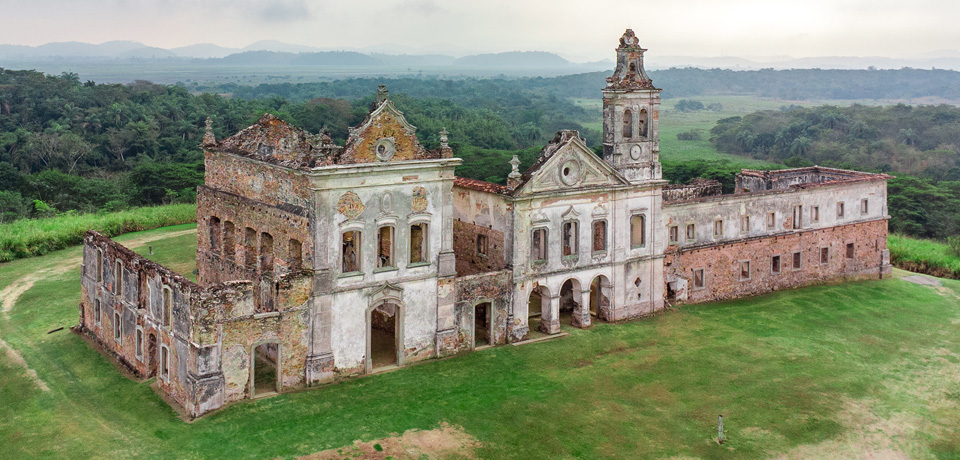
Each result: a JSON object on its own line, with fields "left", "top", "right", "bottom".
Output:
{"left": 377, "top": 226, "right": 395, "bottom": 268}
{"left": 223, "top": 221, "right": 236, "bottom": 260}
{"left": 341, "top": 231, "right": 361, "bottom": 273}
{"left": 820, "top": 247, "right": 829, "bottom": 265}
{"left": 668, "top": 225, "right": 679, "bottom": 244}
{"left": 811, "top": 206, "right": 820, "bottom": 223}
{"left": 792, "top": 251, "right": 802, "bottom": 270}
{"left": 740, "top": 215, "right": 750, "bottom": 234}
{"left": 94, "top": 299, "right": 101, "bottom": 326}
{"left": 562, "top": 221, "right": 578, "bottom": 256}
{"left": 136, "top": 328, "right": 143, "bottom": 361}
{"left": 714, "top": 219, "right": 723, "bottom": 237}
{"left": 631, "top": 215, "right": 646, "bottom": 248}
{"left": 114, "top": 261, "right": 123, "bottom": 296}
{"left": 410, "top": 223, "right": 427, "bottom": 264}
{"left": 772, "top": 255, "right": 781, "bottom": 274}
{"left": 686, "top": 223, "right": 696, "bottom": 241}
{"left": 793, "top": 205, "right": 803, "bottom": 228}
{"left": 244, "top": 227, "right": 257, "bottom": 269}
{"left": 476, "top": 233, "right": 488, "bottom": 256}
{"left": 114, "top": 312, "right": 122, "bottom": 343}
{"left": 767, "top": 212, "right": 776, "bottom": 229}
{"left": 96, "top": 249, "right": 103, "bottom": 282}
{"left": 532, "top": 228, "right": 547, "bottom": 263}
{"left": 162, "top": 286, "right": 173, "bottom": 328}
{"left": 846, "top": 242, "right": 855, "bottom": 259}
{"left": 593, "top": 220, "right": 607, "bottom": 252}
{"left": 693, "top": 268, "right": 705, "bottom": 289}
{"left": 837, "top": 202, "right": 845, "bottom": 218}
{"left": 288, "top": 239, "right": 302, "bottom": 270}
{"left": 739, "top": 260, "right": 751, "bottom": 281}
{"left": 209, "top": 216, "right": 221, "bottom": 255}
{"left": 161, "top": 346, "right": 170, "bottom": 382}
{"left": 861, "top": 198, "right": 869, "bottom": 214}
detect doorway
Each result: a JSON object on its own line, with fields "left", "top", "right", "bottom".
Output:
{"left": 369, "top": 302, "right": 399, "bottom": 371}
{"left": 474, "top": 302, "right": 492, "bottom": 348}
{"left": 590, "top": 275, "right": 611, "bottom": 321}
{"left": 251, "top": 342, "right": 279, "bottom": 397}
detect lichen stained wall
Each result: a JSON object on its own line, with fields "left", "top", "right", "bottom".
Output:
{"left": 452, "top": 184, "right": 511, "bottom": 275}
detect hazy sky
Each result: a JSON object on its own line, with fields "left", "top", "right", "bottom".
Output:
{"left": 0, "top": 0, "right": 956, "bottom": 60}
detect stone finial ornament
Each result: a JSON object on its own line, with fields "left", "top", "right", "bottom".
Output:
{"left": 507, "top": 154, "right": 522, "bottom": 189}
{"left": 376, "top": 85, "right": 389, "bottom": 105}
{"left": 439, "top": 127, "right": 453, "bottom": 159}
{"left": 202, "top": 117, "right": 216, "bottom": 147}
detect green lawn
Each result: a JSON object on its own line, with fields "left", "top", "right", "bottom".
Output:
{"left": 2, "top": 226, "right": 960, "bottom": 459}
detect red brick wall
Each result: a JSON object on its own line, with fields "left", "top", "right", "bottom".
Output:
{"left": 203, "top": 151, "right": 311, "bottom": 207}
{"left": 453, "top": 219, "right": 506, "bottom": 276}
{"left": 665, "top": 219, "right": 888, "bottom": 304}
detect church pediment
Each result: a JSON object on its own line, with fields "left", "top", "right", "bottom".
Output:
{"left": 515, "top": 131, "right": 629, "bottom": 196}
{"left": 341, "top": 99, "right": 436, "bottom": 164}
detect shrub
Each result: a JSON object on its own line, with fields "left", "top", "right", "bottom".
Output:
{"left": 676, "top": 130, "right": 703, "bottom": 141}
{"left": 949, "top": 235, "right": 960, "bottom": 258}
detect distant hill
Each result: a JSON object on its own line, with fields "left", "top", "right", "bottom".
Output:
{"left": 171, "top": 43, "right": 241, "bottom": 59}
{"left": 454, "top": 51, "right": 571, "bottom": 68}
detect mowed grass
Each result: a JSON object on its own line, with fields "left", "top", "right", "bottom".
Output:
{"left": 2, "top": 227, "right": 960, "bottom": 459}
{"left": 889, "top": 233, "right": 960, "bottom": 279}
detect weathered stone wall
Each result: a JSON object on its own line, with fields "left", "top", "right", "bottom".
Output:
{"left": 662, "top": 178, "right": 722, "bottom": 202}
{"left": 664, "top": 219, "right": 890, "bottom": 304}
{"left": 79, "top": 231, "right": 225, "bottom": 418}
{"left": 196, "top": 185, "right": 312, "bottom": 287}
{"left": 453, "top": 220, "right": 506, "bottom": 276}
{"left": 453, "top": 270, "right": 513, "bottom": 352}
{"left": 203, "top": 150, "right": 311, "bottom": 208}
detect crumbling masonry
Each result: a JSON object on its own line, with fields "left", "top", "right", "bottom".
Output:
{"left": 77, "top": 30, "right": 892, "bottom": 417}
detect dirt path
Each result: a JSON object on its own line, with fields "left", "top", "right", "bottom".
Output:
{"left": 0, "top": 227, "right": 197, "bottom": 392}
{"left": 298, "top": 423, "right": 480, "bottom": 460}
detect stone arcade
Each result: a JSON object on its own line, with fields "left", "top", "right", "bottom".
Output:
{"left": 76, "top": 30, "right": 892, "bottom": 417}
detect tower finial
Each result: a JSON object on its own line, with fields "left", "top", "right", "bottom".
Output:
{"left": 439, "top": 127, "right": 453, "bottom": 159}
{"left": 507, "top": 155, "right": 522, "bottom": 189}
{"left": 376, "top": 85, "right": 389, "bottom": 105}
{"left": 202, "top": 117, "right": 216, "bottom": 147}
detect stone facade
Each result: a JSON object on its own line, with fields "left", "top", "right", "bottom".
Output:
{"left": 76, "top": 29, "right": 892, "bottom": 418}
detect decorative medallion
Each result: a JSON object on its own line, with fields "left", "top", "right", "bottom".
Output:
{"left": 374, "top": 137, "right": 396, "bottom": 161}
{"left": 559, "top": 159, "right": 582, "bottom": 186}
{"left": 412, "top": 186, "right": 427, "bottom": 212}
{"left": 630, "top": 145, "right": 642, "bottom": 160}
{"left": 380, "top": 192, "right": 393, "bottom": 214}
{"left": 337, "top": 191, "right": 365, "bottom": 219}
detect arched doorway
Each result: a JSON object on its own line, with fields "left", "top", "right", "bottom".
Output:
{"left": 147, "top": 332, "right": 158, "bottom": 377}
{"left": 590, "top": 275, "right": 612, "bottom": 321}
{"left": 367, "top": 301, "right": 402, "bottom": 372}
{"left": 559, "top": 279, "right": 582, "bottom": 327}
{"left": 473, "top": 301, "right": 492, "bottom": 348}
{"left": 250, "top": 342, "right": 280, "bottom": 398}
{"left": 528, "top": 285, "right": 550, "bottom": 334}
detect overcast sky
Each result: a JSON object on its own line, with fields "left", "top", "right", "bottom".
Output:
{"left": 0, "top": 0, "right": 956, "bottom": 61}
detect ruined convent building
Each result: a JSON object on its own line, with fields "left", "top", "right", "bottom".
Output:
{"left": 77, "top": 30, "right": 892, "bottom": 417}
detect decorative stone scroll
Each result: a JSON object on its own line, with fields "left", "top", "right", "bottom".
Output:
{"left": 337, "top": 191, "right": 365, "bottom": 219}
{"left": 412, "top": 186, "right": 427, "bottom": 212}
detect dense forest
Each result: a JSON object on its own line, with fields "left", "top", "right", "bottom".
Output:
{"left": 709, "top": 104, "right": 960, "bottom": 239}
{"left": 0, "top": 68, "right": 598, "bottom": 223}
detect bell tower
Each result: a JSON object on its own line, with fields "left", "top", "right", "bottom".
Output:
{"left": 602, "top": 29, "right": 662, "bottom": 183}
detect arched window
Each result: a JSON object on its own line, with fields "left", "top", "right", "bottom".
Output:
{"left": 162, "top": 286, "right": 173, "bottom": 328}
{"left": 244, "top": 227, "right": 257, "bottom": 269}
{"left": 638, "top": 108, "right": 648, "bottom": 138}
{"left": 260, "top": 232, "right": 274, "bottom": 272}
{"left": 377, "top": 226, "right": 395, "bottom": 269}
{"left": 223, "top": 221, "right": 236, "bottom": 260}
{"left": 622, "top": 109, "right": 633, "bottom": 138}
{"left": 288, "top": 239, "right": 302, "bottom": 270}
{"left": 209, "top": 216, "right": 221, "bottom": 255}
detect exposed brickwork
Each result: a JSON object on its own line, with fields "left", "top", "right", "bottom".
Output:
{"left": 453, "top": 270, "right": 513, "bottom": 352}
{"left": 662, "top": 178, "right": 722, "bottom": 202}
{"left": 664, "top": 219, "right": 890, "bottom": 304}
{"left": 453, "top": 220, "right": 506, "bottom": 276}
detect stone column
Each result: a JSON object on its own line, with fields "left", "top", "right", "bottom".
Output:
{"left": 573, "top": 288, "right": 592, "bottom": 328}
{"left": 540, "top": 294, "right": 561, "bottom": 334}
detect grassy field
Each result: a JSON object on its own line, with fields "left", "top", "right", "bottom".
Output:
{"left": 3, "top": 226, "right": 960, "bottom": 459}
{"left": 0, "top": 204, "right": 197, "bottom": 263}
{"left": 889, "top": 234, "right": 960, "bottom": 279}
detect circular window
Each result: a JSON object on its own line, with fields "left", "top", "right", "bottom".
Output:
{"left": 374, "top": 138, "right": 396, "bottom": 161}
{"left": 559, "top": 159, "right": 581, "bottom": 186}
